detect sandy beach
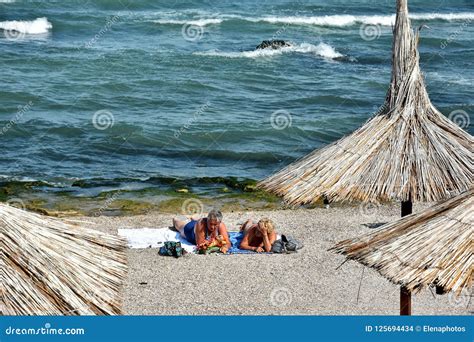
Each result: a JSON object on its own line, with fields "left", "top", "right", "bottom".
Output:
{"left": 86, "top": 203, "right": 471, "bottom": 315}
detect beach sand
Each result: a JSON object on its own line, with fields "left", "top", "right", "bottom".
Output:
{"left": 86, "top": 203, "right": 471, "bottom": 315}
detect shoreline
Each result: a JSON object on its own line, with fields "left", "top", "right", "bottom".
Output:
{"left": 0, "top": 177, "right": 286, "bottom": 216}
{"left": 83, "top": 204, "right": 471, "bottom": 315}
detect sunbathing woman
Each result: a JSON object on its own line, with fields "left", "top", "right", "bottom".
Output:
{"left": 239, "top": 218, "right": 277, "bottom": 253}
{"left": 172, "top": 209, "right": 231, "bottom": 253}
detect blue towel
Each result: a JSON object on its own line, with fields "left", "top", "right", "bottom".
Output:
{"left": 227, "top": 232, "right": 270, "bottom": 254}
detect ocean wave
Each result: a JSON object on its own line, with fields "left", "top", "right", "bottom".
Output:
{"left": 194, "top": 42, "right": 344, "bottom": 59}
{"left": 409, "top": 13, "right": 474, "bottom": 21}
{"left": 251, "top": 12, "right": 474, "bottom": 27}
{"left": 153, "top": 18, "right": 223, "bottom": 26}
{"left": 0, "top": 17, "right": 52, "bottom": 34}
{"left": 150, "top": 12, "right": 474, "bottom": 28}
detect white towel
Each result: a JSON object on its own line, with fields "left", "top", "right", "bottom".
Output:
{"left": 118, "top": 227, "right": 196, "bottom": 253}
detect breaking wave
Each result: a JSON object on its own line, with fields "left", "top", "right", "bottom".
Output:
{"left": 194, "top": 42, "right": 344, "bottom": 59}
{"left": 150, "top": 12, "right": 474, "bottom": 28}
{"left": 0, "top": 17, "right": 52, "bottom": 34}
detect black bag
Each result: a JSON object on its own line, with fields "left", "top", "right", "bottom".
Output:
{"left": 159, "top": 241, "right": 184, "bottom": 258}
{"left": 271, "top": 235, "right": 303, "bottom": 253}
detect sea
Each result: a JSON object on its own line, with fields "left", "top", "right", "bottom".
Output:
{"left": 0, "top": 0, "right": 473, "bottom": 213}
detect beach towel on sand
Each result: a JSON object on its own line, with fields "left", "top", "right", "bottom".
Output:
{"left": 118, "top": 228, "right": 196, "bottom": 253}
{"left": 227, "top": 232, "right": 268, "bottom": 254}
{"left": 118, "top": 228, "right": 275, "bottom": 254}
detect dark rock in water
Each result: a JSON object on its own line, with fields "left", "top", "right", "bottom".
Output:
{"left": 255, "top": 40, "right": 292, "bottom": 50}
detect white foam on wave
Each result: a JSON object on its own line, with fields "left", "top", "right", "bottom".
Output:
{"left": 0, "top": 17, "right": 52, "bottom": 34}
{"left": 251, "top": 12, "right": 474, "bottom": 27}
{"left": 195, "top": 42, "right": 343, "bottom": 60}
{"left": 153, "top": 18, "right": 223, "bottom": 26}
{"left": 253, "top": 15, "right": 387, "bottom": 27}
{"left": 150, "top": 12, "right": 474, "bottom": 28}
{"left": 409, "top": 13, "right": 474, "bottom": 21}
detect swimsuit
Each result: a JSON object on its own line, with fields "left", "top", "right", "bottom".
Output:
{"left": 183, "top": 219, "right": 198, "bottom": 244}
{"left": 183, "top": 218, "right": 215, "bottom": 244}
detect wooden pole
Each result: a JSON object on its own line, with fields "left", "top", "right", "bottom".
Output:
{"left": 401, "top": 199, "right": 412, "bottom": 217}
{"left": 323, "top": 196, "right": 330, "bottom": 209}
{"left": 400, "top": 286, "right": 412, "bottom": 315}
{"left": 400, "top": 195, "right": 413, "bottom": 315}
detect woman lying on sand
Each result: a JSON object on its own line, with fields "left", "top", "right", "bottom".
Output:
{"left": 172, "top": 209, "right": 232, "bottom": 253}
{"left": 239, "top": 218, "right": 277, "bottom": 253}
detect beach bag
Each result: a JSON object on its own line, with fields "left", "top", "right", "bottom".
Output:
{"left": 159, "top": 241, "right": 184, "bottom": 258}
{"left": 271, "top": 235, "right": 303, "bottom": 253}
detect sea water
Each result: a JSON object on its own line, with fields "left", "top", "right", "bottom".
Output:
{"left": 0, "top": 0, "right": 472, "bottom": 211}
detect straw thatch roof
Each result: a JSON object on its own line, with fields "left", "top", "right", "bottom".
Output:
{"left": 1, "top": 204, "right": 127, "bottom": 315}
{"left": 330, "top": 188, "right": 473, "bottom": 296}
{"left": 258, "top": 0, "right": 473, "bottom": 205}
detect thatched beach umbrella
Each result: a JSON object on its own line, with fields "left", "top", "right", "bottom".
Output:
{"left": 1, "top": 204, "right": 127, "bottom": 315}
{"left": 258, "top": 0, "right": 473, "bottom": 314}
{"left": 258, "top": 0, "right": 473, "bottom": 206}
{"left": 330, "top": 188, "right": 473, "bottom": 314}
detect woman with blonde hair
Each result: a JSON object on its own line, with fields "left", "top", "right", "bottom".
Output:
{"left": 239, "top": 218, "right": 277, "bottom": 253}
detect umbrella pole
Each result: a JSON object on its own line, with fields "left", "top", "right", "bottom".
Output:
{"left": 401, "top": 199, "right": 412, "bottom": 217}
{"left": 400, "top": 286, "right": 412, "bottom": 315}
{"left": 323, "top": 196, "right": 330, "bottom": 209}
{"left": 400, "top": 196, "right": 413, "bottom": 315}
